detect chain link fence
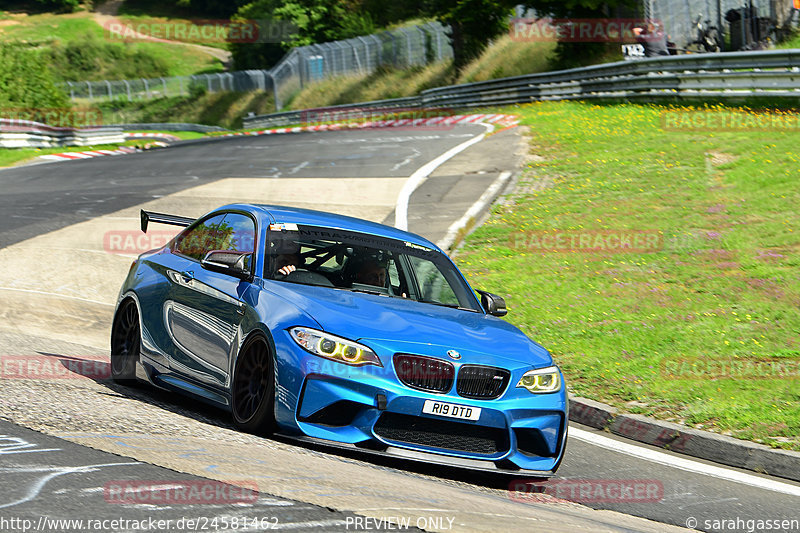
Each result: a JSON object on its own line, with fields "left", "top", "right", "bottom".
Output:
{"left": 64, "top": 21, "right": 453, "bottom": 110}
{"left": 644, "top": 0, "right": 795, "bottom": 51}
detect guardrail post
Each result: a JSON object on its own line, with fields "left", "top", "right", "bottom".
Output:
{"left": 265, "top": 71, "right": 281, "bottom": 111}
{"left": 369, "top": 35, "right": 381, "bottom": 69}
{"left": 390, "top": 31, "right": 398, "bottom": 66}
{"left": 401, "top": 28, "right": 413, "bottom": 67}
{"left": 87, "top": 81, "right": 93, "bottom": 101}
{"left": 358, "top": 36, "right": 374, "bottom": 72}
{"left": 105, "top": 80, "right": 112, "bottom": 100}
{"left": 352, "top": 39, "right": 363, "bottom": 74}
{"left": 142, "top": 78, "right": 150, "bottom": 99}
{"left": 123, "top": 79, "right": 131, "bottom": 102}
{"left": 67, "top": 81, "right": 74, "bottom": 100}
{"left": 161, "top": 77, "right": 167, "bottom": 96}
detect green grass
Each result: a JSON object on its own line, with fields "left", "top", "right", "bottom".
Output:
{"left": 98, "top": 90, "right": 275, "bottom": 129}
{"left": 287, "top": 62, "right": 454, "bottom": 110}
{"left": 0, "top": 12, "right": 103, "bottom": 42}
{"left": 456, "top": 101, "right": 800, "bottom": 450}
{"left": 457, "top": 34, "right": 556, "bottom": 83}
{"left": 0, "top": 10, "right": 224, "bottom": 80}
{"left": 285, "top": 36, "right": 610, "bottom": 111}
{"left": 777, "top": 30, "right": 800, "bottom": 49}
{"left": 126, "top": 41, "right": 224, "bottom": 77}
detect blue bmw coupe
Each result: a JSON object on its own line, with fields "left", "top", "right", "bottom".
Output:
{"left": 111, "top": 204, "right": 568, "bottom": 474}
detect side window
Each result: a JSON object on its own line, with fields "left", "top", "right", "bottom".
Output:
{"left": 173, "top": 214, "right": 226, "bottom": 261}
{"left": 215, "top": 213, "right": 256, "bottom": 254}
{"left": 408, "top": 256, "right": 460, "bottom": 305}
{"left": 387, "top": 258, "right": 400, "bottom": 288}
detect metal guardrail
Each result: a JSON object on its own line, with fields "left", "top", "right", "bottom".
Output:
{"left": 0, "top": 119, "right": 125, "bottom": 148}
{"left": 243, "top": 96, "right": 421, "bottom": 129}
{"left": 243, "top": 49, "right": 800, "bottom": 128}
{"left": 109, "top": 123, "right": 228, "bottom": 133}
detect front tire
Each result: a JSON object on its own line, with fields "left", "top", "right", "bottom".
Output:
{"left": 231, "top": 335, "right": 276, "bottom": 434}
{"left": 110, "top": 300, "right": 140, "bottom": 384}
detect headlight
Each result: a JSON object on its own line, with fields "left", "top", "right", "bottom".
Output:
{"left": 517, "top": 366, "right": 562, "bottom": 394}
{"left": 289, "top": 327, "right": 382, "bottom": 367}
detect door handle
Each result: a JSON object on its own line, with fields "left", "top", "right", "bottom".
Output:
{"left": 180, "top": 270, "right": 194, "bottom": 283}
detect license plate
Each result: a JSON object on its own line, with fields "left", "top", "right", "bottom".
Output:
{"left": 422, "top": 400, "right": 481, "bottom": 421}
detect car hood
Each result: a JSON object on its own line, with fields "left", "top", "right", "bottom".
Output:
{"left": 263, "top": 281, "right": 552, "bottom": 367}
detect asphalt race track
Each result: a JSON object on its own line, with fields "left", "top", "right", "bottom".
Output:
{"left": 1, "top": 125, "right": 798, "bottom": 533}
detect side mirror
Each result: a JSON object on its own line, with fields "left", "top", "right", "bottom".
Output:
{"left": 201, "top": 251, "right": 252, "bottom": 280}
{"left": 476, "top": 290, "right": 507, "bottom": 317}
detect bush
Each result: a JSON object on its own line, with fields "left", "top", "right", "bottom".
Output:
{"left": 0, "top": 43, "right": 69, "bottom": 109}
{"left": 47, "top": 33, "right": 171, "bottom": 81}
{"left": 188, "top": 82, "right": 208, "bottom": 99}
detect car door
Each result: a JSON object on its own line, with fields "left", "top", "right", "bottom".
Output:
{"left": 164, "top": 211, "right": 257, "bottom": 388}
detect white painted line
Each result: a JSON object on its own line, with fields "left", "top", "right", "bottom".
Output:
{"left": 0, "top": 462, "right": 141, "bottom": 510}
{"left": 570, "top": 427, "right": 800, "bottom": 497}
{"left": 437, "top": 171, "right": 512, "bottom": 251}
{"left": 288, "top": 161, "right": 309, "bottom": 175}
{"left": 395, "top": 123, "right": 493, "bottom": 231}
{"left": 0, "top": 287, "right": 114, "bottom": 307}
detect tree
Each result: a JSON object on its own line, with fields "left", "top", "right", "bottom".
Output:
{"left": 421, "top": 0, "right": 518, "bottom": 72}
{"left": 0, "top": 43, "right": 69, "bottom": 109}
{"left": 421, "top": 0, "right": 636, "bottom": 72}
{"left": 525, "top": 0, "right": 638, "bottom": 69}
{"left": 230, "top": 0, "right": 378, "bottom": 70}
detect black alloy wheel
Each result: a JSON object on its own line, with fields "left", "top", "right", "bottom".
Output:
{"left": 231, "top": 336, "right": 276, "bottom": 434}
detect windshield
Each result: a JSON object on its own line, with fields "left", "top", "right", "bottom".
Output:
{"left": 265, "top": 224, "right": 481, "bottom": 312}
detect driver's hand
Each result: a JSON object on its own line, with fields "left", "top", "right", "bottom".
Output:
{"left": 278, "top": 265, "right": 297, "bottom": 276}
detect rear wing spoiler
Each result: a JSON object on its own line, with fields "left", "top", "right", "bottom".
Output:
{"left": 140, "top": 210, "right": 195, "bottom": 233}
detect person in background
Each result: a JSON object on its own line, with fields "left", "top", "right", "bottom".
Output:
{"left": 634, "top": 22, "right": 670, "bottom": 57}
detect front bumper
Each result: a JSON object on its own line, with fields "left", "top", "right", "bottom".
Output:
{"left": 285, "top": 356, "right": 568, "bottom": 474}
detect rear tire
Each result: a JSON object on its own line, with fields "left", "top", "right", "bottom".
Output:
{"left": 110, "top": 300, "right": 140, "bottom": 384}
{"left": 231, "top": 335, "right": 276, "bottom": 434}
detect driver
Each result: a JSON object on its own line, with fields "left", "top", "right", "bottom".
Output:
{"left": 275, "top": 252, "right": 301, "bottom": 276}
{"left": 356, "top": 260, "right": 387, "bottom": 287}
{"left": 271, "top": 240, "right": 303, "bottom": 277}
